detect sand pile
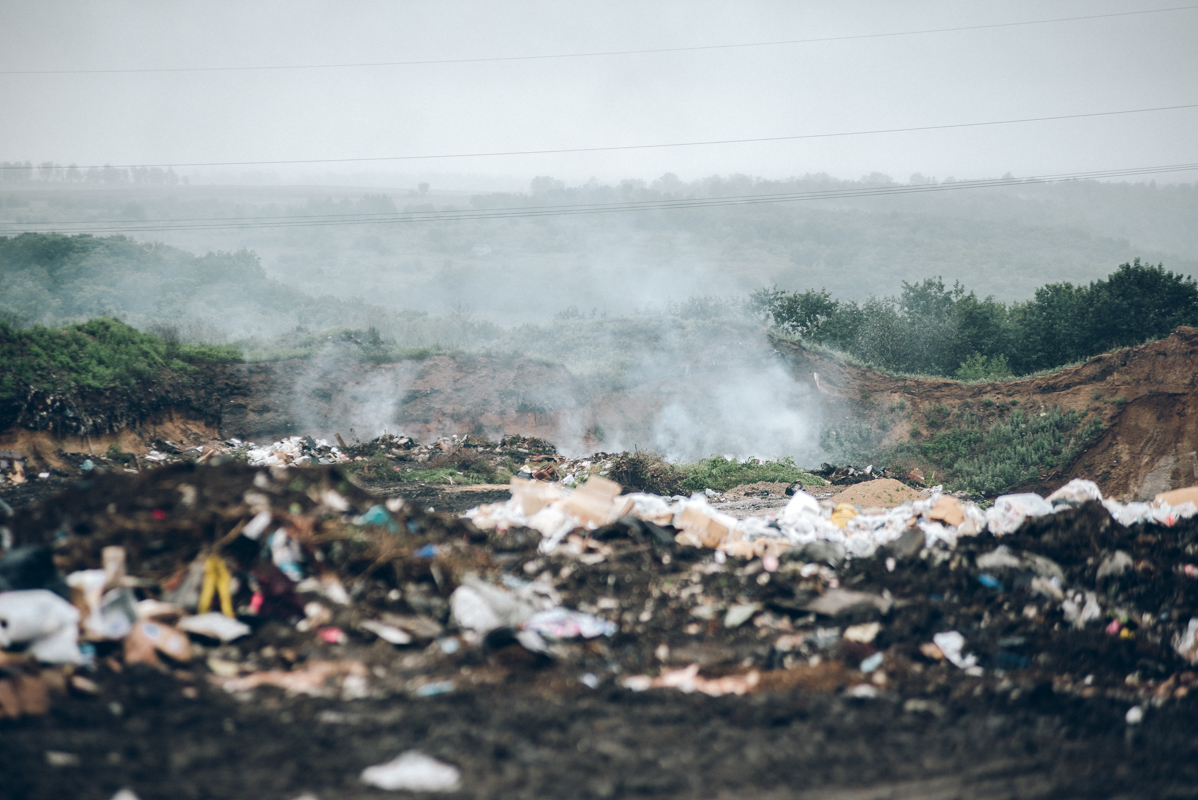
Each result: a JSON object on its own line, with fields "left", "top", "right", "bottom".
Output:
{"left": 831, "top": 478, "right": 923, "bottom": 508}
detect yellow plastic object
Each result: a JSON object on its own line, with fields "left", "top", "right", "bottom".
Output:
{"left": 830, "top": 503, "right": 859, "bottom": 530}
{"left": 198, "top": 554, "right": 235, "bottom": 618}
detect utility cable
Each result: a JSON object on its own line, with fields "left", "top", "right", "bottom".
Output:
{"left": 2, "top": 102, "right": 1195, "bottom": 172}
{"left": 2, "top": 5, "right": 1194, "bottom": 75}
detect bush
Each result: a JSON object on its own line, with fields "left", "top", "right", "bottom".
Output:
{"left": 607, "top": 451, "right": 686, "bottom": 496}
{"left": 678, "top": 456, "right": 823, "bottom": 493}
{"left": 955, "top": 352, "right": 1012, "bottom": 382}
{"left": 0, "top": 316, "right": 242, "bottom": 401}
{"left": 889, "top": 404, "right": 1104, "bottom": 495}
{"left": 754, "top": 260, "right": 1198, "bottom": 378}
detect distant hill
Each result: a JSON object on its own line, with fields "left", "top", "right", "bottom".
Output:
{"left": 0, "top": 175, "right": 1194, "bottom": 324}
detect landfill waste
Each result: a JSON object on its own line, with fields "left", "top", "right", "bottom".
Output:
{"left": 813, "top": 463, "right": 895, "bottom": 485}
{"left": 4, "top": 444, "right": 1198, "bottom": 796}
{"left": 177, "top": 613, "right": 251, "bottom": 642}
{"left": 623, "top": 663, "right": 761, "bottom": 697}
{"left": 360, "top": 750, "right": 462, "bottom": 792}
{"left": 0, "top": 659, "right": 50, "bottom": 719}
{"left": 244, "top": 436, "right": 349, "bottom": 468}
{"left": 0, "top": 545, "right": 69, "bottom": 596}
{"left": 0, "top": 590, "right": 83, "bottom": 664}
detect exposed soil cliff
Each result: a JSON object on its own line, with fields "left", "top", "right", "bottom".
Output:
{"left": 773, "top": 327, "right": 1198, "bottom": 499}
{"left": 3, "top": 328, "right": 1196, "bottom": 500}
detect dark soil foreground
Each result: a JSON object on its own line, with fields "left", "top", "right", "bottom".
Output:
{"left": 3, "top": 465, "right": 1198, "bottom": 800}
{"left": 6, "top": 669, "right": 1198, "bottom": 800}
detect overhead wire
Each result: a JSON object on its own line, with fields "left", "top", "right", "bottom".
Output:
{"left": 2, "top": 5, "right": 1195, "bottom": 75}
{"left": 2, "top": 102, "right": 1196, "bottom": 172}
{"left": 5, "top": 162, "right": 1195, "bottom": 235}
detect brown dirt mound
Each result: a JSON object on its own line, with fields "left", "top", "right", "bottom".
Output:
{"left": 829, "top": 478, "right": 923, "bottom": 508}
{"left": 774, "top": 326, "right": 1198, "bottom": 500}
{"left": 5, "top": 327, "right": 1197, "bottom": 504}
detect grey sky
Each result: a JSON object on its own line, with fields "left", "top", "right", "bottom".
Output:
{"left": 1, "top": 0, "right": 1196, "bottom": 187}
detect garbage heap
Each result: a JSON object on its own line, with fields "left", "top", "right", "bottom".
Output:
{"left": 2, "top": 462, "right": 1198, "bottom": 725}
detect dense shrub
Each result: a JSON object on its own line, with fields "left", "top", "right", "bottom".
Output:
{"left": 0, "top": 316, "right": 241, "bottom": 401}
{"left": 753, "top": 260, "right": 1198, "bottom": 378}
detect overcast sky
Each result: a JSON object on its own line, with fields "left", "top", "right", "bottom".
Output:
{"left": 1, "top": 0, "right": 1196, "bottom": 188}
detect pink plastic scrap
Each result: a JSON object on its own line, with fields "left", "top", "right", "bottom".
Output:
{"left": 521, "top": 608, "right": 617, "bottom": 640}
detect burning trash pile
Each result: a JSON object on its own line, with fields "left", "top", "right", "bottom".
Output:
{"left": 2, "top": 453, "right": 1198, "bottom": 759}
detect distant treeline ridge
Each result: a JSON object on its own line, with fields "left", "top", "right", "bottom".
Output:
{"left": 752, "top": 260, "right": 1198, "bottom": 378}
{"left": 0, "top": 162, "right": 183, "bottom": 185}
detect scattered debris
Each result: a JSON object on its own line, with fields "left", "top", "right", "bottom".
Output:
{"left": 4, "top": 441, "right": 1198, "bottom": 792}
{"left": 360, "top": 750, "right": 462, "bottom": 793}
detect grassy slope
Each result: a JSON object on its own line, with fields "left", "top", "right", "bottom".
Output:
{"left": 0, "top": 317, "right": 241, "bottom": 403}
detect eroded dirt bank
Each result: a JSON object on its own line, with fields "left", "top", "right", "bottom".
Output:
{"left": 771, "top": 327, "right": 1198, "bottom": 499}
{"left": 3, "top": 327, "right": 1197, "bottom": 499}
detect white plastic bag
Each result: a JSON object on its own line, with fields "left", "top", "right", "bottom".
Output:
{"left": 0, "top": 589, "right": 83, "bottom": 664}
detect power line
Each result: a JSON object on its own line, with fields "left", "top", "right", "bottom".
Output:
{"left": 5, "top": 163, "right": 1195, "bottom": 235}
{"left": 2, "top": 103, "right": 1195, "bottom": 172}
{"left": 3, "top": 5, "right": 1195, "bottom": 75}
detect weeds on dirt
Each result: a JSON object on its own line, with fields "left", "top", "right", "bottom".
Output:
{"left": 819, "top": 398, "right": 1105, "bottom": 496}
{"left": 106, "top": 443, "right": 136, "bottom": 466}
{"left": 678, "top": 456, "right": 824, "bottom": 493}
{"left": 891, "top": 405, "right": 1105, "bottom": 495}
{"left": 0, "top": 317, "right": 242, "bottom": 402}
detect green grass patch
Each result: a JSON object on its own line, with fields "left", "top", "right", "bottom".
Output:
{"left": 888, "top": 404, "right": 1104, "bottom": 495}
{"left": 0, "top": 316, "right": 242, "bottom": 401}
{"left": 678, "top": 456, "right": 825, "bottom": 493}
{"left": 395, "top": 467, "right": 499, "bottom": 485}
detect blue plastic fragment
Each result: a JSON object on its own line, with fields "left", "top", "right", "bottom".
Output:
{"left": 353, "top": 504, "right": 398, "bottom": 532}
{"left": 414, "top": 544, "right": 439, "bottom": 559}
{"left": 415, "top": 680, "right": 455, "bottom": 697}
{"left": 860, "top": 652, "right": 885, "bottom": 673}
{"left": 977, "top": 573, "right": 1005, "bottom": 591}
{"left": 407, "top": 519, "right": 421, "bottom": 534}
{"left": 995, "top": 651, "right": 1030, "bottom": 668}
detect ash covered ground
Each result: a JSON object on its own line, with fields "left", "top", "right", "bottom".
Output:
{"left": 2, "top": 439, "right": 1198, "bottom": 799}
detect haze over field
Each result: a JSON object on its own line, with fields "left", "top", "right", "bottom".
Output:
{"left": 2, "top": 1, "right": 1197, "bottom": 460}
{"left": 2, "top": 1, "right": 1197, "bottom": 181}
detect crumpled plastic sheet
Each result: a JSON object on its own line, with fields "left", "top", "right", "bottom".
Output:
{"left": 1104, "top": 498, "right": 1198, "bottom": 527}
{"left": 521, "top": 607, "right": 617, "bottom": 640}
{"left": 465, "top": 475, "right": 1198, "bottom": 562}
{"left": 244, "top": 436, "right": 347, "bottom": 468}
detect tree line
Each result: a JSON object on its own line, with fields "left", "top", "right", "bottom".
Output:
{"left": 0, "top": 162, "right": 183, "bottom": 185}
{"left": 751, "top": 260, "right": 1198, "bottom": 379}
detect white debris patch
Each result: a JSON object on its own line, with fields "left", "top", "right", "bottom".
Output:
{"left": 361, "top": 751, "right": 462, "bottom": 792}
{"left": 465, "top": 476, "right": 1198, "bottom": 563}
{"left": 244, "top": 436, "right": 348, "bottom": 467}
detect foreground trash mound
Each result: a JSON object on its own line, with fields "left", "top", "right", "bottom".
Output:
{"left": 464, "top": 476, "right": 1198, "bottom": 703}
{"left": 1, "top": 459, "right": 1197, "bottom": 737}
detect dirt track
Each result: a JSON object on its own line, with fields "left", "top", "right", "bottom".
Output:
{"left": 8, "top": 667, "right": 1198, "bottom": 799}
